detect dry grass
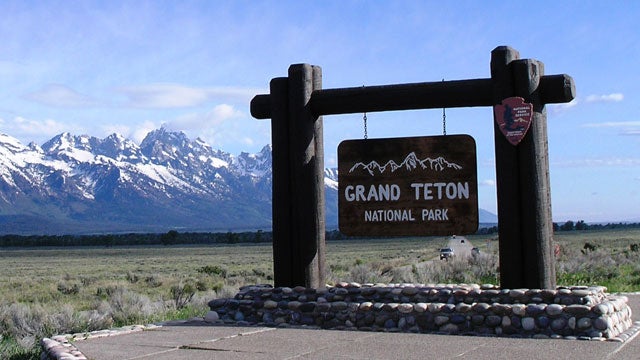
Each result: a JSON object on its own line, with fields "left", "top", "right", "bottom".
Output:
{"left": 1, "top": 228, "right": 638, "bottom": 358}
{"left": 555, "top": 228, "right": 640, "bottom": 291}
{"left": 0, "top": 244, "right": 270, "bottom": 358}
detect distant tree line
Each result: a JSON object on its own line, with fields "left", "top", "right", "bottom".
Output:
{"left": 553, "top": 220, "right": 640, "bottom": 232}
{"left": 0, "top": 230, "right": 272, "bottom": 248}
{"left": 0, "top": 221, "right": 638, "bottom": 247}
{"left": 476, "top": 220, "right": 640, "bottom": 235}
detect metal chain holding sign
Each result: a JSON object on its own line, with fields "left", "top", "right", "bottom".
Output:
{"left": 362, "top": 85, "right": 368, "bottom": 139}
{"left": 442, "top": 107, "right": 447, "bottom": 135}
{"left": 442, "top": 79, "right": 447, "bottom": 135}
{"left": 363, "top": 112, "right": 368, "bottom": 139}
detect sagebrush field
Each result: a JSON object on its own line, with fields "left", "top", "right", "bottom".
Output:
{"left": 1, "top": 228, "right": 639, "bottom": 359}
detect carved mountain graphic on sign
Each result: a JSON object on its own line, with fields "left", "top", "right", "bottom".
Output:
{"left": 338, "top": 135, "right": 478, "bottom": 236}
{"left": 348, "top": 152, "right": 462, "bottom": 176}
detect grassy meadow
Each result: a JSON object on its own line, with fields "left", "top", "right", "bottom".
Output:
{"left": 1, "top": 227, "right": 639, "bottom": 358}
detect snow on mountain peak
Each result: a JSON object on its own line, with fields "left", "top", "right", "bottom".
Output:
{"left": 324, "top": 168, "right": 339, "bottom": 190}
{"left": 0, "top": 133, "right": 27, "bottom": 152}
{"left": 0, "top": 127, "right": 353, "bottom": 233}
{"left": 141, "top": 127, "right": 190, "bottom": 148}
{"left": 28, "top": 142, "right": 43, "bottom": 153}
{"left": 231, "top": 145, "right": 272, "bottom": 178}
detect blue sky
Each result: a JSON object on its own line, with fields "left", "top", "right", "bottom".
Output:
{"left": 0, "top": 1, "right": 638, "bottom": 222}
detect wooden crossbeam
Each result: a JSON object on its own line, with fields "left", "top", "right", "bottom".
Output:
{"left": 251, "top": 74, "right": 574, "bottom": 119}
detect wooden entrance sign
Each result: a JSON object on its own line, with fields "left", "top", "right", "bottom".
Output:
{"left": 338, "top": 135, "right": 478, "bottom": 236}
{"left": 250, "top": 46, "right": 576, "bottom": 290}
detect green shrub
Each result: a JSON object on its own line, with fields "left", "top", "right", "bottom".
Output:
{"left": 79, "top": 276, "right": 96, "bottom": 287}
{"left": 349, "top": 264, "right": 379, "bottom": 284}
{"left": 251, "top": 268, "right": 267, "bottom": 278}
{"left": 96, "top": 285, "right": 123, "bottom": 298}
{"left": 390, "top": 267, "right": 416, "bottom": 283}
{"left": 582, "top": 242, "right": 599, "bottom": 254}
{"left": 0, "top": 336, "right": 40, "bottom": 360}
{"left": 144, "top": 275, "right": 163, "bottom": 288}
{"left": 56, "top": 281, "right": 80, "bottom": 295}
{"left": 106, "top": 287, "right": 163, "bottom": 326}
{"left": 214, "top": 285, "right": 238, "bottom": 299}
{"left": 126, "top": 271, "right": 140, "bottom": 283}
{"left": 196, "top": 265, "right": 227, "bottom": 278}
{"left": 211, "top": 281, "right": 225, "bottom": 292}
{"left": 409, "top": 252, "right": 499, "bottom": 285}
{"left": 196, "top": 279, "right": 208, "bottom": 291}
{"left": 170, "top": 282, "right": 196, "bottom": 310}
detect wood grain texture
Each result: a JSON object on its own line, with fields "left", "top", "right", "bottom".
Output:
{"left": 286, "top": 64, "right": 325, "bottom": 288}
{"left": 269, "top": 77, "right": 292, "bottom": 287}
{"left": 250, "top": 74, "right": 574, "bottom": 119}
{"left": 512, "top": 59, "right": 556, "bottom": 289}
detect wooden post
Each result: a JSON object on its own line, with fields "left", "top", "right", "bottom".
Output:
{"left": 491, "top": 46, "right": 556, "bottom": 289}
{"left": 287, "top": 64, "right": 325, "bottom": 288}
{"left": 269, "top": 77, "right": 293, "bottom": 287}
{"left": 491, "top": 46, "right": 524, "bottom": 289}
{"left": 513, "top": 59, "right": 556, "bottom": 289}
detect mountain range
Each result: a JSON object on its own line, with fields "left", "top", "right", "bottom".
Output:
{"left": 0, "top": 129, "right": 496, "bottom": 235}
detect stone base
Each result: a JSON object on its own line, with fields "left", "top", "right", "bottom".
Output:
{"left": 208, "top": 283, "right": 635, "bottom": 341}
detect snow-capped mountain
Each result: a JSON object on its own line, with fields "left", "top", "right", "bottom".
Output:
{"left": 0, "top": 129, "right": 497, "bottom": 235}
{"left": 0, "top": 128, "right": 300, "bottom": 234}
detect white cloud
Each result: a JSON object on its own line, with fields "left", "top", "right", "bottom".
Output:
{"left": 0, "top": 116, "right": 72, "bottom": 139}
{"left": 99, "top": 121, "right": 159, "bottom": 144}
{"left": 99, "top": 104, "right": 261, "bottom": 151}
{"left": 101, "top": 124, "right": 132, "bottom": 137}
{"left": 582, "top": 121, "right": 640, "bottom": 128}
{"left": 585, "top": 93, "right": 624, "bottom": 103}
{"left": 24, "top": 84, "right": 98, "bottom": 107}
{"left": 549, "top": 98, "right": 578, "bottom": 114}
{"left": 119, "top": 84, "right": 210, "bottom": 108}
{"left": 130, "top": 121, "right": 159, "bottom": 144}
{"left": 480, "top": 179, "right": 496, "bottom": 187}
{"left": 581, "top": 121, "right": 640, "bottom": 136}
{"left": 549, "top": 93, "right": 623, "bottom": 115}
{"left": 552, "top": 158, "right": 640, "bottom": 167}
{"left": 117, "top": 84, "right": 263, "bottom": 109}
{"left": 241, "top": 137, "right": 255, "bottom": 147}
{"left": 198, "top": 114, "right": 271, "bottom": 153}
{"left": 164, "top": 104, "right": 244, "bottom": 131}
{"left": 325, "top": 156, "right": 337, "bottom": 168}
{"left": 209, "top": 104, "right": 244, "bottom": 125}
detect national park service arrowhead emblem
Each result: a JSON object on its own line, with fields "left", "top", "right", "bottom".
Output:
{"left": 493, "top": 97, "right": 533, "bottom": 146}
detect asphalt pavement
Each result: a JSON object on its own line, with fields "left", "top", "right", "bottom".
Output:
{"left": 58, "top": 294, "right": 640, "bottom": 360}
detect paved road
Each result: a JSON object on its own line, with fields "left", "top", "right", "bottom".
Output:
{"left": 52, "top": 236, "right": 640, "bottom": 359}
{"left": 394, "top": 235, "right": 475, "bottom": 274}
{"left": 67, "top": 294, "right": 640, "bottom": 359}
{"left": 444, "top": 235, "right": 474, "bottom": 259}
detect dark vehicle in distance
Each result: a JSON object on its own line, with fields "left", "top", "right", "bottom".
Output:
{"left": 439, "top": 247, "right": 454, "bottom": 260}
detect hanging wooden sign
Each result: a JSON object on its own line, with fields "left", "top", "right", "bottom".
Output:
{"left": 338, "top": 135, "right": 478, "bottom": 236}
{"left": 493, "top": 97, "right": 533, "bottom": 145}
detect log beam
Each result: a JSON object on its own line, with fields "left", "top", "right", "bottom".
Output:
{"left": 251, "top": 74, "right": 574, "bottom": 119}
